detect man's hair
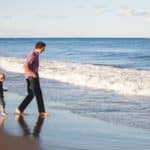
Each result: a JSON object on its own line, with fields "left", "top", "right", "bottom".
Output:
{"left": 35, "top": 41, "right": 46, "bottom": 49}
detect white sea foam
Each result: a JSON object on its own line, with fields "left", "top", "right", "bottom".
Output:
{"left": 0, "top": 56, "right": 150, "bottom": 97}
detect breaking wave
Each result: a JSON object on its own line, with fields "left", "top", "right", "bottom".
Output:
{"left": 0, "top": 56, "right": 150, "bottom": 97}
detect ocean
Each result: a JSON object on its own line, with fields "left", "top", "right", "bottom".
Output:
{"left": 0, "top": 38, "right": 150, "bottom": 130}
{"left": 0, "top": 38, "right": 150, "bottom": 70}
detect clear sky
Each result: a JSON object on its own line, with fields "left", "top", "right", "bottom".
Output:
{"left": 0, "top": 0, "right": 150, "bottom": 37}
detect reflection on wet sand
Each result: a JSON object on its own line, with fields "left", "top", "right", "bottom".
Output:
{"left": 0, "top": 116, "right": 5, "bottom": 128}
{"left": 15, "top": 115, "right": 45, "bottom": 138}
{"left": 0, "top": 116, "right": 38, "bottom": 150}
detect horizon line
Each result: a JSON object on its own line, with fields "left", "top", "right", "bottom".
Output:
{"left": 0, "top": 36, "right": 149, "bottom": 39}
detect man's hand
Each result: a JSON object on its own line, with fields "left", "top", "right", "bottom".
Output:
{"left": 32, "top": 73, "right": 37, "bottom": 78}
{"left": 3, "top": 89, "right": 8, "bottom": 92}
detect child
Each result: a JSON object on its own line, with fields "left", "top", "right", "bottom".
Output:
{"left": 0, "top": 72, "right": 7, "bottom": 116}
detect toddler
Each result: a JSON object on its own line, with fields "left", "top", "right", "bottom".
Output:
{"left": 0, "top": 72, "right": 7, "bottom": 116}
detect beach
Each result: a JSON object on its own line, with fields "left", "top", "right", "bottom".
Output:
{"left": 0, "top": 128, "right": 37, "bottom": 150}
{"left": 0, "top": 78, "right": 150, "bottom": 150}
{"left": 1, "top": 95, "right": 150, "bottom": 150}
{"left": 0, "top": 0, "right": 150, "bottom": 148}
{"left": 0, "top": 38, "right": 150, "bottom": 150}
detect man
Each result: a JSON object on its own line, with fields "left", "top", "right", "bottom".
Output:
{"left": 16, "top": 41, "right": 48, "bottom": 117}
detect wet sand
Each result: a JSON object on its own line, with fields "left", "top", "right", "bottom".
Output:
{"left": 1, "top": 92, "right": 150, "bottom": 150}
{"left": 0, "top": 128, "right": 37, "bottom": 150}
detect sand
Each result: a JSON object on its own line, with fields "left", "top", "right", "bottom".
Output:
{"left": 0, "top": 128, "right": 37, "bottom": 150}
{"left": 0, "top": 91, "right": 150, "bottom": 150}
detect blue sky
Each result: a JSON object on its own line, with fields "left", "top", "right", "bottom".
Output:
{"left": 0, "top": 0, "right": 150, "bottom": 37}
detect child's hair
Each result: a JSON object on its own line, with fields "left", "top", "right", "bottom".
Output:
{"left": 0, "top": 72, "right": 5, "bottom": 80}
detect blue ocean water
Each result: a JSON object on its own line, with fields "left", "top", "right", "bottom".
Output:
{"left": 1, "top": 38, "right": 150, "bottom": 130}
{"left": 0, "top": 38, "right": 150, "bottom": 70}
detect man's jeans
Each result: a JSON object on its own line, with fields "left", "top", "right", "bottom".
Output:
{"left": 18, "top": 77, "right": 45, "bottom": 113}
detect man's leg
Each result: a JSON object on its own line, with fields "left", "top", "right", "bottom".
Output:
{"left": 34, "top": 78, "right": 46, "bottom": 113}
{"left": 18, "top": 78, "right": 34, "bottom": 113}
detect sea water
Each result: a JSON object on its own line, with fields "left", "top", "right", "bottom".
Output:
{"left": 0, "top": 38, "right": 150, "bottom": 130}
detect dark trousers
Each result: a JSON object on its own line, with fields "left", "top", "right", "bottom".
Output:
{"left": 18, "top": 77, "right": 45, "bottom": 113}
{"left": 0, "top": 96, "right": 5, "bottom": 108}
